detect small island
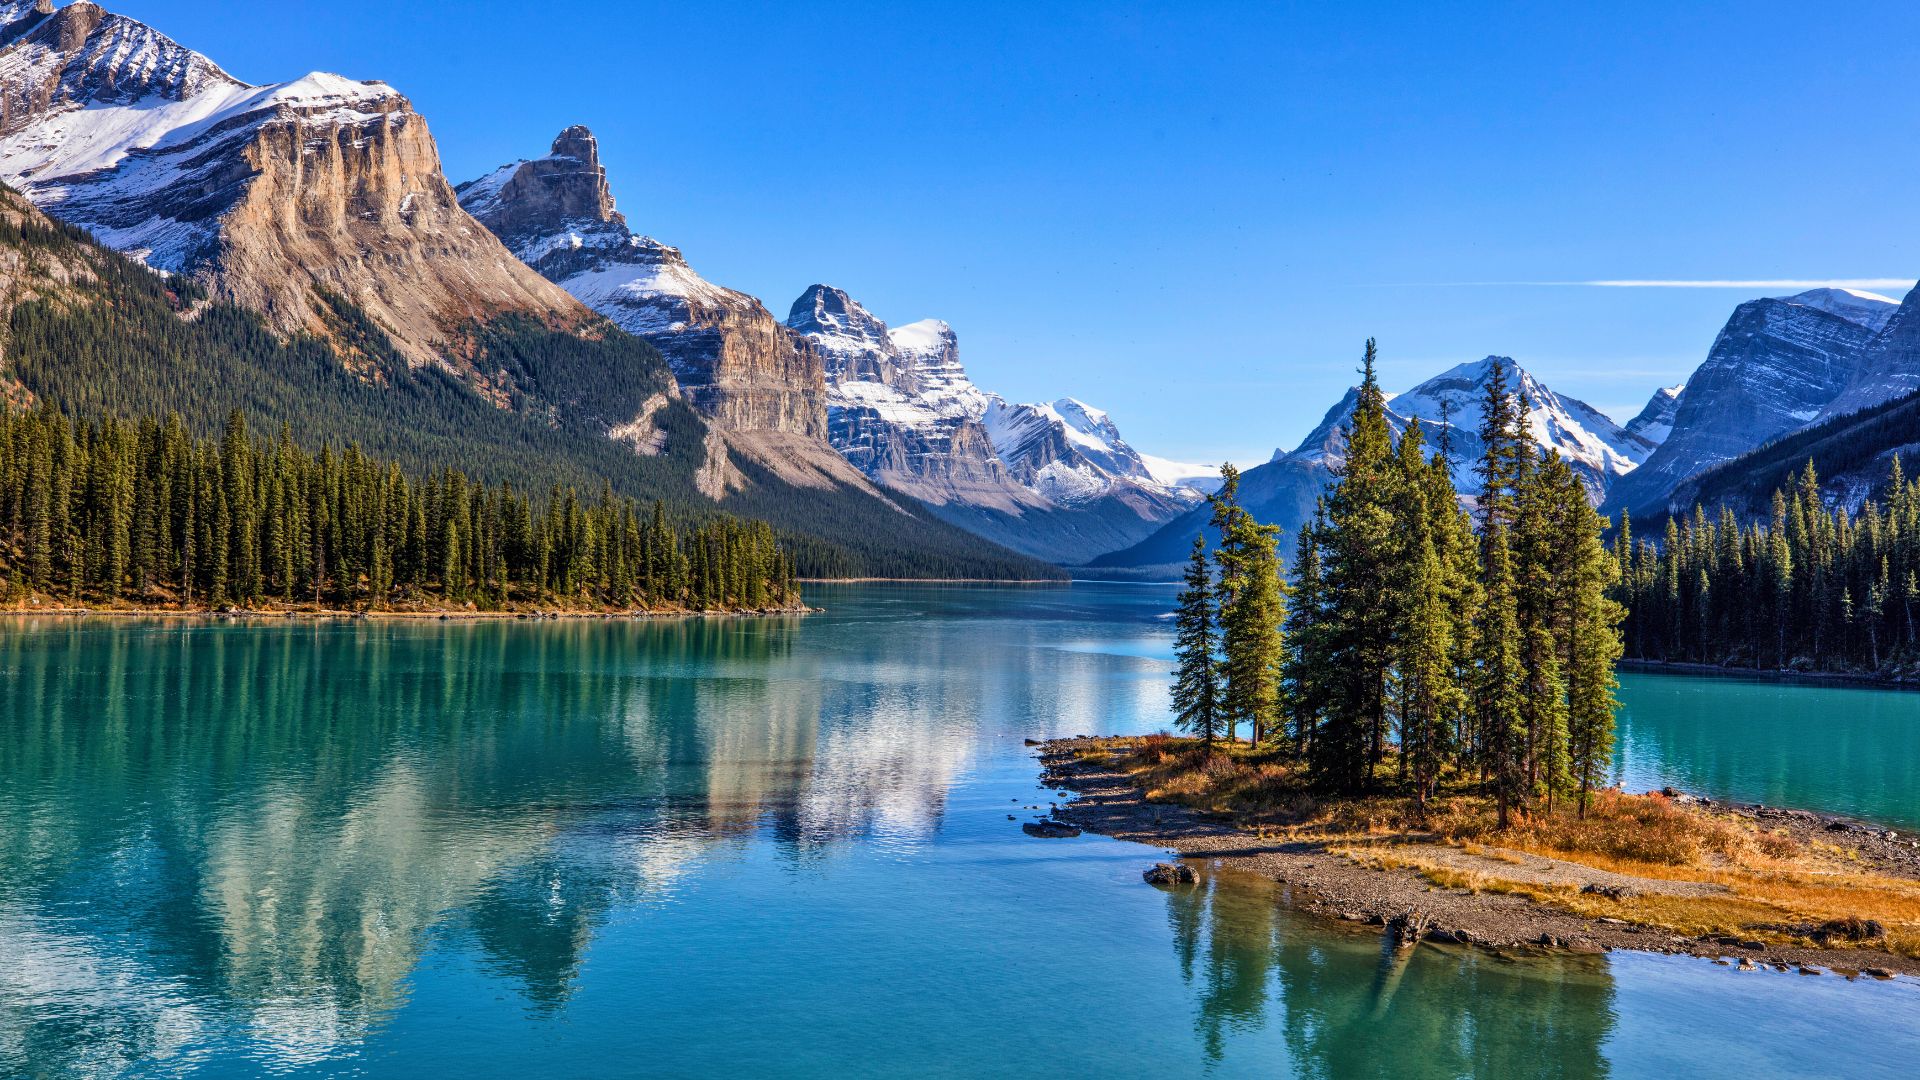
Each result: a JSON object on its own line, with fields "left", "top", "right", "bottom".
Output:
{"left": 1034, "top": 364, "right": 1920, "bottom": 980}
{"left": 1036, "top": 734, "right": 1919, "bottom": 977}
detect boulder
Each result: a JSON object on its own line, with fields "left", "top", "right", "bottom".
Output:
{"left": 1143, "top": 862, "right": 1200, "bottom": 886}
{"left": 1811, "top": 918, "right": 1886, "bottom": 945}
{"left": 1022, "top": 821, "right": 1080, "bottom": 839}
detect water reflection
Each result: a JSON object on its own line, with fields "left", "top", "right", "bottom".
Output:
{"left": 0, "top": 615, "right": 903, "bottom": 1070}
{"left": 3, "top": 594, "right": 1911, "bottom": 1078}
{"left": 1165, "top": 869, "right": 1617, "bottom": 1077}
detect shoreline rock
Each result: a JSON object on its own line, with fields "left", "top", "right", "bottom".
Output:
{"left": 1033, "top": 737, "right": 1919, "bottom": 978}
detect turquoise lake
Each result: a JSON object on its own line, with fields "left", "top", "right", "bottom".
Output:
{"left": 1, "top": 583, "right": 1916, "bottom": 1078}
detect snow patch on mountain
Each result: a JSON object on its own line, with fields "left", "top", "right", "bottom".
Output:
{"left": 1779, "top": 287, "right": 1898, "bottom": 333}
{"left": 0, "top": 6, "right": 405, "bottom": 273}
{"left": 1625, "top": 384, "right": 1685, "bottom": 447}
{"left": 1287, "top": 357, "right": 1654, "bottom": 502}
{"left": 1140, "top": 454, "right": 1225, "bottom": 493}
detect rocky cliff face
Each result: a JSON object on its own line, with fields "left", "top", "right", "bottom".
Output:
{"left": 784, "top": 283, "right": 1206, "bottom": 562}
{"left": 786, "top": 284, "right": 1032, "bottom": 510}
{"left": 1818, "top": 283, "right": 1920, "bottom": 422}
{"left": 1625, "top": 384, "right": 1685, "bottom": 446}
{"left": 0, "top": 2, "right": 587, "bottom": 376}
{"left": 1605, "top": 289, "right": 1892, "bottom": 515}
{"left": 459, "top": 128, "right": 826, "bottom": 439}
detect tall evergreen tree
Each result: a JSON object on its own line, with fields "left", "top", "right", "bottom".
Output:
{"left": 1473, "top": 357, "right": 1529, "bottom": 826}
{"left": 1313, "top": 340, "right": 1403, "bottom": 791}
{"left": 1170, "top": 535, "right": 1223, "bottom": 743}
{"left": 1210, "top": 466, "right": 1287, "bottom": 744}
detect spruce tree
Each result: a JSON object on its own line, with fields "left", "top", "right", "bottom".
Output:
{"left": 1170, "top": 534, "right": 1222, "bottom": 743}
{"left": 1313, "top": 339, "right": 1401, "bottom": 791}
{"left": 1210, "top": 465, "right": 1286, "bottom": 744}
{"left": 1473, "top": 358, "right": 1528, "bottom": 826}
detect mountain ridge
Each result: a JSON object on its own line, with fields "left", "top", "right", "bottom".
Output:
{"left": 0, "top": 0, "right": 592, "bottom": 379}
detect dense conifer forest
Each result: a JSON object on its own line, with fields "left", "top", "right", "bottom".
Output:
{"left": 1617, "top": 459, "right": 1920, "bottom": 675}
{"left": 0, "top": 195, "right": 1058, "bottom": 583}
{"left": 0, "top": 408, "right": 797, "bottom": 612}
{"left": 1172, "top": 347, "right": 1625, "bottom": 821}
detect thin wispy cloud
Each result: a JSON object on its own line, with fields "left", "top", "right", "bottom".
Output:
{"left": 1578, "top": 279, "right": 1915, "bottom": 290}
{"left": 1380, "top": 278, "right": 1915, "bottom": 291}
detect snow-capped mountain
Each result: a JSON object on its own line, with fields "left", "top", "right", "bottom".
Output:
{"left": 0, "top": 1, "right": 584, "bottom": 371}
{"left": 1625, "top": 384, "right": 1685, "bottom": 447}
{"left": 983, "top": 397, "right": 1174, "bottom": 504}
{"left": 1816, "top": 283, "right": 1920, "bottom": 421}
{"left": 784, "top": 284, "right": 1209, "bottom": 562}
{"left": 786, "top": 284, "right": 1025, "bottom": 510}
{"left": 1090, "top": 357, "right": 1652, "bottom": 577}
{"left": 459, "top": 127, "right": 825, "bottom": 440}
{"left": 1604, "top": 287, "right": 1896, "bottom": 516}
{"left": 1286, "top": 357, "right": 1654, "bottom": 501}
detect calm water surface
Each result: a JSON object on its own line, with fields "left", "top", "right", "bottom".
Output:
{"left": 1, "top": 584, "right": 1916, "bottom": 1078}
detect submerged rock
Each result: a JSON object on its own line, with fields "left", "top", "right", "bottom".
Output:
{"left": 1022, "top": 821, "right": 1080, "bottom": 839}
{"left": 1143, "top": 862, "right": 1199, "bottom": 886}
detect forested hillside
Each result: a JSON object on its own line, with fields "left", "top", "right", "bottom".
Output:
{"left": 0, "top": 190, "right": 1059, "bottom": 582}
{"left": 0, "top": 407, "right": 797, "bottom": 612}
{"left": 1618, "top": 458, "right": 1920, "bottom": 674}
{"left": 1661, "top": 385, "right": 1920, "bottom": 521}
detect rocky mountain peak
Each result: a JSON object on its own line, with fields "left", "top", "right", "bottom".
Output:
{"left": 453, "top": 125, "right": 626, "bottom": 275}
{"left": 1781, "top": 287, "right": 1898, "bottom": 333}
{"left": 463, "top": 128, "right": 830, "bottom": 440}
{"left": 0, "top": 2, "right": 587, "bottom": 372}
{"left": 1604, "top": 293, "right": 1885, "bottom": 515}
{"left": 0, "top": 2, "right": 241, "bottom": 117}
{"left": 788, "top": 284, "right": 891, "bottom": 355}
{"left": 1625, "top": 384, "right": 1685, "bottom": 447}
{"left": 548, "top": 124, "right": 600, "bottom": 163}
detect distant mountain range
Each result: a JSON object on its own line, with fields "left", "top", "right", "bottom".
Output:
{"left": 0, "top": 1, "right": 1208, "bottom": 573}
{"left": 7, "top": 1, "right": 1920, "bottom": 577}
{"left": 1089, "top": 357, "right": 1661, "bottom": 575}
{"left": 460, "top": 128, "right": 1210, "bottom": 564}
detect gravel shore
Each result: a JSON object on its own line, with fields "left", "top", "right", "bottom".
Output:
{"left": 1036, "top": 737, "right": 1919, "bottom": 979}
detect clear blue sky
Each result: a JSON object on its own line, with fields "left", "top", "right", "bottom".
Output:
{"left": 105, "top": 0, "right": 1920, "bottom": 466}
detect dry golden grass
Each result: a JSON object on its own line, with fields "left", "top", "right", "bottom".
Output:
{"left": 1072, "top": 735, "right": 1920, "bottom": 958}
{"left": 1364, "top": 845, "right": 1920, "bottom": 958}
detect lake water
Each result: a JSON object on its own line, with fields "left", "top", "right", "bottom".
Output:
{"left": 1, "top": 583, "right": 1916, "bottom": 1078}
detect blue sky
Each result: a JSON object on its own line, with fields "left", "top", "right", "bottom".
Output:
{"left": 108, "top": 0, "right": 1920, "bottom": 466}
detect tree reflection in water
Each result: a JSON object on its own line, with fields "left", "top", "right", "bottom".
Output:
{"left": 1162, "top": 866, "right": 1618, "bottom": 1077}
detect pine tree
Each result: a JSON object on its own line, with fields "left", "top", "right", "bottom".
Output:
{"left": 1313, "top": 339, "right": 1402, "bottom": 791}
{"left": 1283, "top": 500, "right": 1331, "bottom": 756}
{"left": 1473, "top": 358, "right": 1529, "bottom": 826}
{"left": 1170, "top": 535, "right": 1222, "bottom": 743}
{"left": 1210, "top": 466, "right": 1286, "bottom": 744}
{"left": 1394, "top": 425, "right": 1465, "bottom": 815}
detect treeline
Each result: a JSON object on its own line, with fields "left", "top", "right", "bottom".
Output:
{"left": 0, "top": 408, "right": 798, "bottom": 612}
{"left": 0, "top": 187, "right": 1058, "bottom": 583}
{"left": 1618, "top": 458, "right": 1920, "bottom": 673}
{"left": 1173, "top": 347, "right": 1624, "bottom": 820}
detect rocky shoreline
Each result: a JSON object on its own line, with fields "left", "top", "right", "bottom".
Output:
{"left": 1034, "top": 737, "right": 1918, "bottom": 979}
